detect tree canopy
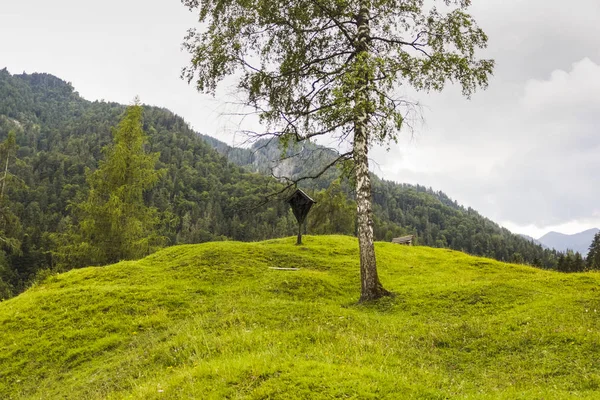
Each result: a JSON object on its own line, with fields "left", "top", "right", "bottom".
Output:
{"left": 587, "top": 232, "right": 600, "bottom": 270}
{"left": 53, "top": 102, "right": 166, "bottom": 267}
{"left": 182, "top": 0, "right": 494, "bottom": 300}
{"left": 182, "top": 0, "right": 494, "bottom": 145}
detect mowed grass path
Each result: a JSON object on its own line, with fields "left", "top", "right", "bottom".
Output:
{"left": 1, "top": 236, "right": 599, "bottom": 399}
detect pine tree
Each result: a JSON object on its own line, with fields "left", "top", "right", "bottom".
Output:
{"left": 587, "top": 232, "right": 600, "bottom": 270}
{"left": 557, "top": 253, "right": 566, "bottom": 272}
{"left": 573, "top": 252, "right": 585, "bottom": 273}
{"left": 54, "top": 101, "right": 166, "bottom": 267}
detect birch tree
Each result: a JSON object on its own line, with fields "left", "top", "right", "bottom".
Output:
{"left": 0, "top": 131, "right": 17, "bottom": 200}
{"left": 181, "top": 0, "right": 494, "bottom": 301}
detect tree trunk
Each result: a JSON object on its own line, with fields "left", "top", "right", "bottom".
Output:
{"left": 297, "top": 222, "right": 302, "bottom": 245}
{"left": 354, "top": 1, "right": 391, "bottom": 302}
{"left": 353, "top": 122, "right": 391, "bottom": 301}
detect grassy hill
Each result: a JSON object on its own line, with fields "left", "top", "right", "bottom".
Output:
{"left": 1, "top": 236, "right": 599, "bottom": 399}
{"left": 0, "top": 69, "right": 559, "bottom": 298}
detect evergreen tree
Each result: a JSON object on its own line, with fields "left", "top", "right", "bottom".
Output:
{"left": 587, "top": 232, "right": 600, "bottom": 270}
{"left": 54, "top": 101, "right": 165, "bottom": 267}
{"left": 557, "top": 253, "right": 566, "bottom": 272}
{"left": 573, "top": 252, "right": 585, "bottom": 273}
{"left": 557, "top": 250, "right": 585, "bottom": 273}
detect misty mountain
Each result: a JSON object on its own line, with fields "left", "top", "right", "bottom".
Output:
{"left": 537, "top": 228, "right": 599, "bottom": 255}
{"left": 518, "top": 234, "right": 545, "bottom": 248}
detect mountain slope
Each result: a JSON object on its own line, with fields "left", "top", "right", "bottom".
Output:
{"left": 201, "top": 134, "right": 561, "bottom": 268}
{"left": 1, "top": 236, "right": 599, "bottom": 399}
{"left": 0, "top": 68, "right": 562, "bottom": 299}
{"left": 0, "top": 69, "right": 297, "bottom": 294}
{"left": 538, "top": 228, "right": 599, "bottom": 255}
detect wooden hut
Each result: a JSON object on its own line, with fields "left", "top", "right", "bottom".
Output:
{"left": 391, "top": 235, "right": 414, "bottom": 246}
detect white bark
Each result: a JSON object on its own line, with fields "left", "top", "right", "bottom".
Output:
{"left": 354, "top": 1, "right": 390, "bottom": 301}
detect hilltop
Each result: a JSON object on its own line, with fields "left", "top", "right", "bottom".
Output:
{"left": 1, "top": 236, "right": 599, "bottom": 399}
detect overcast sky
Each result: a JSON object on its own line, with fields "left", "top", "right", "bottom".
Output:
{"left": 1, "top": 0, "right": 599, "bottom": 238}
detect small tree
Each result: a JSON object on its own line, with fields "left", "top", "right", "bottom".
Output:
{"left": 54, "top": 101, "right": 165, "bottom": 267}
{"left": 182, "top": 0, "right": 494, "bottom": 301}
{"left": 572, "top": 251, "right": 585, "bottom": 273}
{"left": 587, "top": 232, "right": 600, "bottom": 270}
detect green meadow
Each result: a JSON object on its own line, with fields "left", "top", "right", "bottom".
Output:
{"left": 1, "top": 235, "right": 599, "bottom": 399}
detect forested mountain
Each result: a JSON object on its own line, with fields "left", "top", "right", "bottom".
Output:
{"left": 0, "top": 69, "right": 563, "bottom": 299}
{"left": 199, "top": 134, "right": 562, "bottom": 269}
{"left": 0, "top": 69, "right": 298, "bottom": 297}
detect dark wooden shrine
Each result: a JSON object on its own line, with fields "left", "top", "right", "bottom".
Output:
{"left": 287, "top": 189, "right": 316, "bottom": 245}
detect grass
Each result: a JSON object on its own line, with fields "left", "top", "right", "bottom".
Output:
{"left": 1, "top": 235, "right": 600, "bottom": 399}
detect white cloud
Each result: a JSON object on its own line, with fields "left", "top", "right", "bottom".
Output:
{"left": 378, "top": 57, "right": 600, "bottom": 235}
{"left": 521, "top": 58, "right": 600, "bottom": 117}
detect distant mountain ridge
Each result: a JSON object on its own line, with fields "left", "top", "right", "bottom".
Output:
{"left": 518, "top": 234, "right": 545, "bottom": 248}
{"left": 537, "top": 228, "right": 599, "bottom": 255}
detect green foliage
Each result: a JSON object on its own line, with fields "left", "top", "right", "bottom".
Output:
{"left": 0, "top": 130, "right": 17, "bottom": 198}
{"left": 0, "top": 251, "right": 15, "bottom": 300}
{"left": 308, "top": 179, "right": 356, "bottom": 235}
{"left": 2, "top": 236, "right": 600, "bottom": 398}
{"left": 587, "top": 232, "right": 600, "bottom": 270}
{"left": 557, "top": 250, "right": 586, "bottom": 273}
{"left": 54, "top": 102, "right": 166, "bottom": 267}
{"left": 211, "top": 138, "right": 563, "bottom": 270}
{"left": 0, "top": 70, "right": 298, "bottom": 293}
{"left": 182, "top": 0, "right": 494, "bottom": 147}
{"left": 0, "top": 130, "right": 22, "bottom": 298}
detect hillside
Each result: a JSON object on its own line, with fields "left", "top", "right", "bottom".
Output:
{"left": 201, "top": 134, "right": 561, "bottom": 269}
{"left": 538, "top": 229, "right": 600, "bottom": 255}
{"left": 0, "top": 69, "right": 562, "bottom": 300}
{"left": 0, "top": 69, "right": 297, "bottom": 295}
{"left": 1, "top": 236, "right": 599, "bottom": 399}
